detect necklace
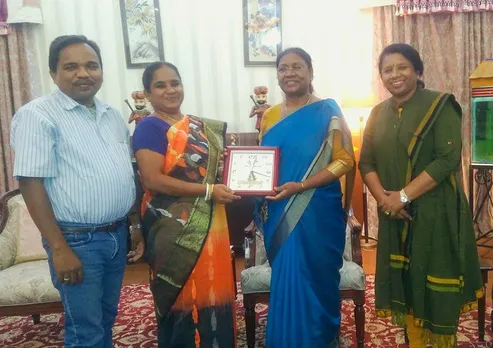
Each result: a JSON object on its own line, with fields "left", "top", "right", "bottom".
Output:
{"left": 156, "top": 112, "right": 183, "bottom": 124}
{"left": 282, "top": 94, "right": 312, "bottom": 118}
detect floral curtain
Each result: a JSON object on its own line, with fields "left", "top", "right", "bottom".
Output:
{"left": 0, "top": 24, "right": 37, "bottom": 194}
{"left": 0, "top": 0, "right": 9, "bottom": 35}
{"left": 366, "top": 6, "right": 493, "bottom": 240}
{"left": 396, "top": 0, "right": 493, "bottom": 15}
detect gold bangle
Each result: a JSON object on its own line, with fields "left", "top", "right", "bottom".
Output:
{"left": 301, "top": 182, "right": 305, "bottom": 189}
{"left": 211, "top": 184, "right": 215, "bottom": 197}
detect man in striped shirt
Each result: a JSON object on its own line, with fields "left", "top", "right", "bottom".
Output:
{"left": 10, "top": 35, "right": 144, "bottom": 348}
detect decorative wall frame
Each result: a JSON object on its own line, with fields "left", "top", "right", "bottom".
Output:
{"left": 242, "top": 0, "right": 282, "bottom": 67}
{"left": 119, "top": 0, "right": 165, "bottom": 69}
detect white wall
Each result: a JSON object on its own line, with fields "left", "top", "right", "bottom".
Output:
{"left": 31, "top": 0, "right": 374, "bottom": 133}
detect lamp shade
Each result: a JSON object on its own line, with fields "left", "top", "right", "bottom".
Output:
{"left": 340, "top": 92, "right": 378, "bottom": 109}
{"left": 470, "top": 58, "right": 493, "bottom": 90}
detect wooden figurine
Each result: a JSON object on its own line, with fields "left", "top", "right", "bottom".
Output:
{"left": 126, "top": 91, "right": 151, "bottom": 124}
{"left": 249, "top": 86, "right": 270, "bottom": 132}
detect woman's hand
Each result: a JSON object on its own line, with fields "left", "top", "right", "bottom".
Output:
{"left": 379, "top": 190, "right": 409, "bottom": 219}
{"left": 217, "top": 149, "right": 227, "bottom": 178}
{"left": 266, "top": 182, "right": 303, "bottom": 201}
{"left": 395, "top": 208, "right": 413, "bottom": 221}
{"left": 211, "top": 184, "right": 241, "bottom": 204}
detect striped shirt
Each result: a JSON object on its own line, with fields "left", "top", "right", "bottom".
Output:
{"left": 10, "top": 89, "right": 135, "bottom": 224}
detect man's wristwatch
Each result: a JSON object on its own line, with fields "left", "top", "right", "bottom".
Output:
{"left": 399, "top": 189, "right": 411, "bottom": 204}
{"left": 129, "top": 224, "right": 142, "bottom": 233}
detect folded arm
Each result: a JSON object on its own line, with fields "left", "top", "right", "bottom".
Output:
{"left": 301, "top": 130, "right": 354, "bottom": 190}
{"left": 135, "top": 149, "right": 207, "bottom": 197}
{"left": 403, "top": 101, "right": 462, "bottom": 201}
{"left": 268, "top": 129, "right": 354, "bottom": 200}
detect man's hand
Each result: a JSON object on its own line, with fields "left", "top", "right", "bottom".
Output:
{"left": 127, "top": 228, "right": 145, "bottom": 263}
{"left": 52, "top": 245, "right": 83, "bottom": 285}
{"left": 18, "top": 178, "right": 83, "bottom": 284}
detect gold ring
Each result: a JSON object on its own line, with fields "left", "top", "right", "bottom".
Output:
{"left": 385, "top": 211, "right": 391, "bottom": 216}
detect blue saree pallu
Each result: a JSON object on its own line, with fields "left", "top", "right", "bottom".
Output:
{"left": 255, "top": 99, "right": 349, "bottom": 347}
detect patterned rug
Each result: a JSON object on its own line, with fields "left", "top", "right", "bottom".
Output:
{"left": 0, "top": 275, "right": 491, "bottom": 347}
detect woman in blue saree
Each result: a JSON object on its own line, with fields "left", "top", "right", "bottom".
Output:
{"left": 255, "top": 47, "right": 355, "bottom": 347}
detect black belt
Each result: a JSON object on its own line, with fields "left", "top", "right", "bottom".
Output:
{"left": 60, "top": 219, "right": 126, "bottom": 233}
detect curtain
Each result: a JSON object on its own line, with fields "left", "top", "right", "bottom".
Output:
{"left": 0, "top": 0, "right": 9, "bottom": 35}
{"left": 0, "top": 23, "right": 37, "bottom": 194}
{"left": 366, "top": 6, "right": 493, "bottom": 239}
{"left": 396, "top": 0, "right": 493, "bottom": 15}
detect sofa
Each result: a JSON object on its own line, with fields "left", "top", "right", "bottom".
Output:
{"left": 0, "top": 189, "right": 62, "bottom": 324}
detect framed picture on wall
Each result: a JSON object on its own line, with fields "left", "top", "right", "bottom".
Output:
{"left": 119, "top": 0, "right": 165, "bottom": 69}
{"left": 242, "top": 0, "right": 282, "bottom": 66}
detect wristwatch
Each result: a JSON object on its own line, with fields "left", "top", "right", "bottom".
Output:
{"left": 129, "top": 224, "right": 142, "bottom": 233}
{"left": 399, "top": 189, "right": 411, "bottom": 204}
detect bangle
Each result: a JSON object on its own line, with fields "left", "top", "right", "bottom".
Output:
{"left": 300, "top": 182, "right": 305, "bottom": 190}
{"left": 205, "top": 183, "right": 214, "bottom": 201}
{"left": 129, "top": 224, "right": 142, "bottom": 233}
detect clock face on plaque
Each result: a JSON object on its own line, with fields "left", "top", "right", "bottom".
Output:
{"left": 224, "top": 147, "right": 279, "bottom": 196}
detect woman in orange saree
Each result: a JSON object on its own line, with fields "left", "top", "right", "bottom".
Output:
{"left": 132, "top": 62, "right": 240, "bottom": 347}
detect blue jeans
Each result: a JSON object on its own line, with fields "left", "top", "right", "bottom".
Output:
{"left": 43, "top": 222, "right": 128, "bottom": 348}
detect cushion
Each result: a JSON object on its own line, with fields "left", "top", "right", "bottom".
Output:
{"left": 241, "top": 263, "right": 271, "bottom": 294}
{"left": 343, "top": 221, "right": 353, "bottom": 261}
{"left": 255, "top": 232, "right": 268, "bottom": 266}
{"left": 14, "top": 201, "right": 47, "bottom": 264}
{"left": 339, "top": 259, "right": 366, "bottom": 291}
{"left": 253, "top": 217, "right": 354, "bottom": 263}
{"left": 0, "top": 195, "right": 23, "bottom": 271}
{"left": 241, "top": 259, "right": 365, "bottom": 294}
{"left": 0, "top": 260, "right": 60, "bottom": 306}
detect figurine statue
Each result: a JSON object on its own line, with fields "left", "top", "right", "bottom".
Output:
{"left": 229, "top": 133, "right": 239, "bottom": 146}
{"left": 125, "top": 91, "right": 151, "bottom": 124}
{"left": 249, "top": 86, "right": 270, "bottom": 133}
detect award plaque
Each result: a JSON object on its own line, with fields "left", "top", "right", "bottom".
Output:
{"left": 223, "top": 146, "right": 280, "bottom": 196}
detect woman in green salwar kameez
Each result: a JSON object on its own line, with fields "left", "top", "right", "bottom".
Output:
{"left": 359, "top": 43, "right": 484, "bottom": 347}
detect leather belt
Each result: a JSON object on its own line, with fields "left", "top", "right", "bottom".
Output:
{"left": 60, "top": 219, "right": 126, "bottom": 233}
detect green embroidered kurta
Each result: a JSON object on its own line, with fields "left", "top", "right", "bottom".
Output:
{"left": 359, "top": 88, "right": 483, "bottom": 344}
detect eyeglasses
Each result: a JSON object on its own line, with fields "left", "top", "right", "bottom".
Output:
{"left": 277, "top": 65, "right": 306, "bottom": 74}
